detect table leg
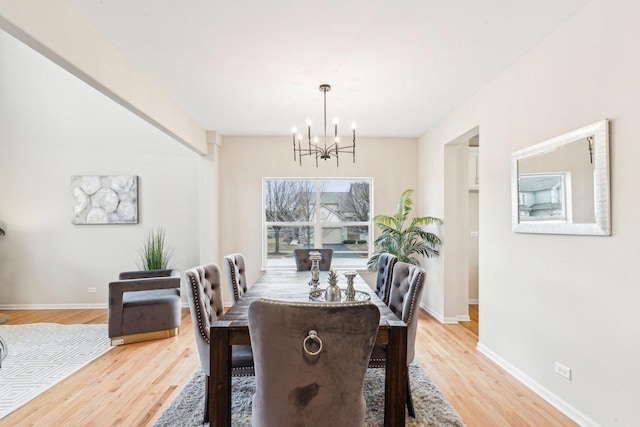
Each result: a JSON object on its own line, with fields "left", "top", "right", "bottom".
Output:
{"left": 211, "top": 324, "right": 232, "bottom": 427}
{"left": 385, "top": 321, "right": 407, "bottom": 427}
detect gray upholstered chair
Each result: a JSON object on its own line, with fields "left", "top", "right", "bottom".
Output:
{"left": 369, "top": 261, "right": 426, "bottom": 418}
{"left": 185, "top": 264, "right": 254, "bottom": 424}
{"left": 0, "top": 336, "right": 6, "bottom": 368}
{"left": 223, "top": 253, "right": 248, "bottom": 305}
{"left": 374, "top": 253, "right": 398, "bottom": 305}
{"left": 108, "top": 269, "right": 181, "bottom": 345}
{"left": 293, "top": 248, "right": 333, "bottom": 271}
{"left": 248, "top": 298, "right": 380, "bottom": 427}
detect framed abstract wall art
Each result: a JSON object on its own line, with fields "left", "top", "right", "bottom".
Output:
{"left": 71, "top": 175, "right": 138, "bottom": 224}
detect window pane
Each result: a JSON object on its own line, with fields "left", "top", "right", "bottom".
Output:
{"left": 319, "top": 180, "right": 370, "bottom": 223}
{"left": 266, "top": 225, "right": 314, "bottom": 268}
{"left": 322, "top": 225, "right": 369, "bottom": 268}
{"left": 264, "top": 179, "right": 317, "bottom": 222}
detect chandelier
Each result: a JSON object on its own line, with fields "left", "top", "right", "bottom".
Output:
{"left": 291, "top": 84, "right": 356, "bottom": 167}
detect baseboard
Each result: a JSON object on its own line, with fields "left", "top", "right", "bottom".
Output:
{"left": 0, "top": 303, "right": 108, "bottom": 310}
{"left": 420, "top": 303, "right": 459, "bottom": 324}
{"left": 457, "top": 314, "right": 471, "bottom": 322}
{"left": 0, "top": 302, "right": 192, "bottom": 310}
{"left": 476, "top": 342, "right": 599, "bottom": 427}
{"left": 469, "top": 299, "right": 479, "bottom": 305}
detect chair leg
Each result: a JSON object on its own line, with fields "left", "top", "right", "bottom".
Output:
{"left": 204, "top": 375, "right": 210, "bottom": 424}
{"left": 406, "top": 370, "right": 415, "bottom": 418}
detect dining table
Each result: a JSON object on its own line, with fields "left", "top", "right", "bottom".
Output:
{"left": 209, "top": 269, "right": 408, "bottom": 427}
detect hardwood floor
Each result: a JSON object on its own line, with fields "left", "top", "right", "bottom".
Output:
{"left": 0, "top": 306, "right": 576, "bottom": 426}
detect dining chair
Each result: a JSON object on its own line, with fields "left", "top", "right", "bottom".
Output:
{"left": 185, "top": 264, "right": 254, "bottom": 424}
{"left": 374, "top": 253, "right": 398, "bottom": 305}
{"left": 293, "top": 248, "right": 333, "bottom": 271}
{"left": 248, "top": 298, "right": 380, "bottom": 427}
{"left": 223, "top": 253, "right": 248, "bottom": 305}
{"left": 369, "top": 261, "right": 426, "bottom": 418}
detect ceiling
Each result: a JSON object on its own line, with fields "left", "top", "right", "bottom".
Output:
{"left": 64, "top": 0, "right": 591, "bottom": 138}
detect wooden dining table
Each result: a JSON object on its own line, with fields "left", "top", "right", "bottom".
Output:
{"left": 209, "top": 270, "right": 408, "bottom": 427}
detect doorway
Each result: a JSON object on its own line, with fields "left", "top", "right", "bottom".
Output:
{"left": 467, "top": 136, "right": 479, "bottom": 335}
{"left": 443, "top": 127, "right": 479, "bottom": 332}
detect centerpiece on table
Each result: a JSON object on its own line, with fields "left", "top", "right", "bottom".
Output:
{"left": 325, "top": 269, "right": 341, "bottom": 302}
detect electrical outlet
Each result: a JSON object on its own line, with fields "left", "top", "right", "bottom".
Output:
{"left": 555, "top": 362, "right": 571, "bottom": 380}
{"left": 88, "top": 287, "right": 97, "bottom": 293}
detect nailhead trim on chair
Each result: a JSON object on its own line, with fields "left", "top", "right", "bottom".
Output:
{"left": 405, "top": 270, "right": 423, "bottom": 324}
{"left": 188, "top": 267, "right": 253, "bottom": 377}
{"left": 225, "top": 257, "right": 241, "bottom": 303}
{"left": 187, "top": 269, "right": 210, "bottom": 345}
{"left": 369, "top": 266, "right": 424, "bottom": 369}
{"left": 257, "top": 298, "right": 373, "bottom": 309}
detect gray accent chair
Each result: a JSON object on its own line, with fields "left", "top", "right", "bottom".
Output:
{"left": 293, "top": 248, "right": 333, "bottom": 271}
{"left": 185, "top": 264, "right": 254, "bottom": 424}
{"left": 223, "top": 253, "right": 248, "bottom": 305}
{"left": 248, "top": 298, "right": 380, "bottom": 427}
{"left": 0, "top": 336, "right": 6, "bottom": 368}
{"left": 108, "top": 269, "right": 181, "bottom": 345}
{"left": 369, "top": 261, "right": 426, "bottom": 418}
{"left": 375, "top": 253, "right": 398, "bottom": 305}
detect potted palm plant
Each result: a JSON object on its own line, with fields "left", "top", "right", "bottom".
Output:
{"left": 367, "top": 189, "right": 442, "bottom": 271}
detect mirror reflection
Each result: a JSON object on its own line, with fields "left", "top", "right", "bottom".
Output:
{"left": 518, "top": 173, "right": 571, "bottom": 222}
{"left": 511, "top": 119, "right": 610, "bottom": 235}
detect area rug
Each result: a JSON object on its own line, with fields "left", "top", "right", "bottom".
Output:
{"left": 155, "top": 362, "right": 465, "bottom": 426}
{"left": 0, "top": 323, "right": 113, "bottom": 419}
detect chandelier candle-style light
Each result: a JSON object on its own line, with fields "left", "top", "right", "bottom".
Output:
{"left": 292, "top": 84, "right": 356, "bottom": 167}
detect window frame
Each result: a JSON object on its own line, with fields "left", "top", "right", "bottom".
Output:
{"left": 262, "top": 177, "right": 373, "bottom": 270}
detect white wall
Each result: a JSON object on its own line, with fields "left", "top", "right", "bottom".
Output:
{"left": 418, "top": 0, "right": 640, "bottom": 425}
{"left": 218, "top": 135, "right": 419, "bottom": 302}
{"left": 0, "top": 30, "right": 202, "bottom": 306}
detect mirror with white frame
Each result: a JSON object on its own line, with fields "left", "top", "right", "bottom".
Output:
{"left": 511, "top": 119, "right": 610, "bottom": 235}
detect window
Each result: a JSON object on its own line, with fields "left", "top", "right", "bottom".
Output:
{"left": 263, "top": 178, "right": 372, "bottom": 269}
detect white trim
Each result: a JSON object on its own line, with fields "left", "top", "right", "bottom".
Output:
{"left": 457, "top": 314, "right": 471, "bottom": 322}
{"left": 0, "top": 302, "right": 192, "bottom": 310}
{"left": 469, "top": 299, "right": 479, "bottom": 305}
{"left": 420, "top": 303, "right": 459, "bottom": 324}
{"left": 0, "top": 303, "right": 107, "bottom": 310}
{"left": 476, "top": 342, "right": 601, "bottom": 427}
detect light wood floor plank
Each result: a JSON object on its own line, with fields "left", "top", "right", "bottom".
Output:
{"left": 0, "top": 307, "right": 576, "bottom": 426}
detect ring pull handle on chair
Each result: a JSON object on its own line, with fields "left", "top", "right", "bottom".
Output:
{"left": 303, "top": 330, "right": 323, "bottom": 356}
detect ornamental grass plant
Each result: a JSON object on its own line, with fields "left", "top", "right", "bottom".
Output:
{"left": 137, "top": 228, "right": 174, "bottom": 270}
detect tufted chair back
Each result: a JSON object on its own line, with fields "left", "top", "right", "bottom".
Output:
{"left": 249, "top": 298, "right": 380, "bottom": 427}
{"left": 186, "top": 264, "right": 254, "bottom": 424}
{"left": 387, "top": 262, "right": 426, "bottom": 364}
{"left": 223, "top": 253, "right": 248, "bottom": 305}
{"left": 375, "top": 253, "right": 398, "bottom": 305}
{"left": 185, "top": 264, "right": 224, "bottom": 375}
{"left": 293, "top": 248, "right": 333, "bottom": 271}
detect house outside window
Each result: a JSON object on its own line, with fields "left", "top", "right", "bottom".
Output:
{"left": 263, "top": 178, "right": 372, "bottom": 269}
